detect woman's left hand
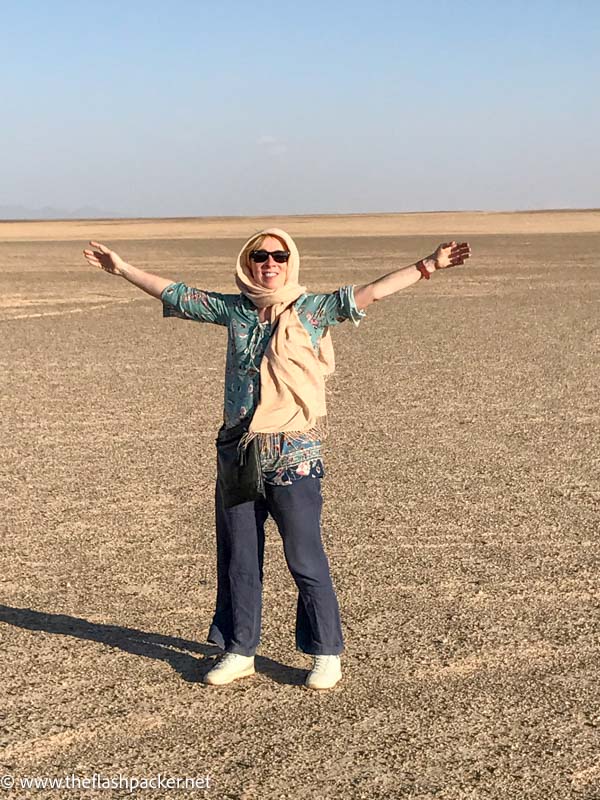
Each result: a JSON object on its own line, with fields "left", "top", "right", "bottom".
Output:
{"left": 429, "top": 241, "right": 471, "bottom": 270}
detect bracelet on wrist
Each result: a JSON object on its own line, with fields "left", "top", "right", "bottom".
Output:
{"left": 416, "top": 259, "right": 435, "bottom": 280}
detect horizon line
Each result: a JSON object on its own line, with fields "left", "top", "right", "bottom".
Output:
{"left": 1, "top": 207, "right": 600, "bottom": 224}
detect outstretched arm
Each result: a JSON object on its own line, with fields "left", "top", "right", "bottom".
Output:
{"left": 353, "top": 241, "right": 471, "bottom": 310}
{"left": 82, "top": 241, "right": 174, "bottom": 299}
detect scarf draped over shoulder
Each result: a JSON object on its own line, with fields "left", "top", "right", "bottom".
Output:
{"left": 235, "top": 227, "right": 334, "bottom": 456}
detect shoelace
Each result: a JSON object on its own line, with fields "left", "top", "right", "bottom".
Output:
{"left": 215, "top": 653, "right": 242, "bottom": 668}
{"left": 312, "top": 655, "right": 338, "bottom": 673}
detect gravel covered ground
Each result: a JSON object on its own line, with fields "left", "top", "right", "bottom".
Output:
{"left": 1, "top": 214, "right": 598, "bottom": 799}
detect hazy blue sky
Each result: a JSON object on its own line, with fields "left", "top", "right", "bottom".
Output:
{"left": 2, "top": 0, "right": 599, "bottom": 217}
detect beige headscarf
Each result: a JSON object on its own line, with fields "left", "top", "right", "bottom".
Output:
{"left": 236, "top": 227, "right": 334, "bottom": 458}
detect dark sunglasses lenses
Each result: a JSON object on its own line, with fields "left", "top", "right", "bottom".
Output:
{"left": 250, "top": 250, "right": 289, "bottom": 263}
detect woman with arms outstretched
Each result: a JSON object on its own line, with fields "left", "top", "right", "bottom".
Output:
{"left": 83, "top": 229, "right": 470, "bottom": 689}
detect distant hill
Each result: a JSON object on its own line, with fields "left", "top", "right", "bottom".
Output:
{"left": 0, "top": 205, "right": 126, "bottom": 220}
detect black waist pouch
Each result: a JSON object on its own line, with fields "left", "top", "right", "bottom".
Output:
{"left": 216, "top": 420, "right": 266, "bottom": 509}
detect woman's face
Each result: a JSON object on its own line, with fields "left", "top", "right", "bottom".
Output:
{"left": 248, "top": 235, "right": 289, "bottom": 290}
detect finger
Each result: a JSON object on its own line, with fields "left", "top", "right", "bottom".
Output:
{"left": 89, "top": 241, "right": 110, "bottom": 254}
{"left": 452, "top": 246, "right": 471, "bottom": 257}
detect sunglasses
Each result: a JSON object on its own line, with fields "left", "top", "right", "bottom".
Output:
{"left": 250, "top": 249, "right": 290, "bottom": 264}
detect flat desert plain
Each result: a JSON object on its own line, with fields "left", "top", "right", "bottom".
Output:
{"left": 1, "top": 211, "right": 599, "bottom": 800}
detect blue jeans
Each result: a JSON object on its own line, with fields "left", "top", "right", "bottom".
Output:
{"left": 207, "top": 476, "right": 344, "bottom": 657}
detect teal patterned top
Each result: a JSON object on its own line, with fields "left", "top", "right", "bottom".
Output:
{"left": 161, "top": 283, "right": 366, "bottom": 484}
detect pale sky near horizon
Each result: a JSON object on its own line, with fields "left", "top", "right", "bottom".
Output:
{"left": 2, "top": 0, "right": 599, "bottom": 217}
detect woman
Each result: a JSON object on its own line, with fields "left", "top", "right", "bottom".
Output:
{"left": 83, "top": 229, "right": 470, "bottom": 690}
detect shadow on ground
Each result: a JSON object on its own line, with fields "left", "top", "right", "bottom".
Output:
{"left": 0, "top": 605, "right": 307, "bottom": 686}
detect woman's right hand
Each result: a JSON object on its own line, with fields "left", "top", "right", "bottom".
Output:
{"left": 82, "top": 241, "right": 127, "bottom": 277}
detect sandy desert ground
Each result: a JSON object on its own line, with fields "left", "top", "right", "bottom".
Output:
{"left": 1, "top": 211, "right": 599, "bottom": 799}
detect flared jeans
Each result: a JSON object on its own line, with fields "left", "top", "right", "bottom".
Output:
{"left": 207, "top": 476, "right": 344, "bottom": 657}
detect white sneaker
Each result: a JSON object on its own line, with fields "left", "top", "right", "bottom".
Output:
{"left": 305, "top": 655, "right": 342, "bottom": 690}
{"left": 203, "top": 653, "right": 255, "bottom": 686}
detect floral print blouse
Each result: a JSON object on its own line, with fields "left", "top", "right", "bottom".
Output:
{"left": 161, "top": 283, "right": 366, "bottom": 485}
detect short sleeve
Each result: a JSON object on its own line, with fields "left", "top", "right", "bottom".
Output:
{"left": 160, "top": 282, "right": 234, "bottom": 327}
{"left": 302, "top": 284, "right": 367, "bottom": 328}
